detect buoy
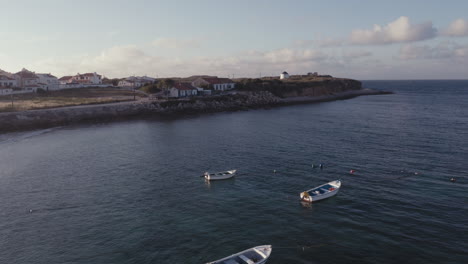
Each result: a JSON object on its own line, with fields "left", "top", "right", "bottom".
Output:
{"left": 273, "top": 170, "right": 276, "bottom": 173}
{"left": 319, "top": 164, "right": 323, "bottom": 170}
{"left": 350, "top": 169, "right": 355, "bottom": 174}
{"left": 29, "top": 209, "right": 33, "bottom": 213}
{"left": 450, "top": 177, "right": 456, "bottom": 182}
{"left": 414, "top": 172, "right": 419, "bottom": 175}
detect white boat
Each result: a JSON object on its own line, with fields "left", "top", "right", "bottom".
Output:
{"left": 300, "top": 180, "right": 341, "bottom": 203}
{"left": 204, "top": 170, "right": 237, "bottom": 181}
{"left": 206, "top": 245, "right": 272, "bottom": 264}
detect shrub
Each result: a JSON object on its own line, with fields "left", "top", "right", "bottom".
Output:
{"left": 140, "top": 84, "right": 161, "bottom": 94}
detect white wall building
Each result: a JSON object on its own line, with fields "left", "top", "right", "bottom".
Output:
{"left": 58, "top": 76, "right": 73, "bottom": 85}
{"left": 0, "top": 75, "right": 17, "bottom": 88}
{"left": 119, "top": 76, "right": 156, "bottom": 88}
{"left": 37, "top": 73, "right": 59, "bottom": 91}
{"left": 118, "top": 79, "right": 137, "bottom": 88}
{"left": 169, "top": 83, "right": 198, "bottom": 98}
{"left": 0, "top": 87, "right": 13, "bottom": 95}
{"left": 192, "top": 77, "right": 235, "bottom": 91}
{"left": 71, "top": 72, "right": 102, "bottom": 85}
{"left": 280, "top": 71, "right": 289, "bottom": 80}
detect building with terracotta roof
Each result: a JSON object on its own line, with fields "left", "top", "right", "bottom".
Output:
{"left": 192, "top": 77, "right": 235, "bottom": 91}
{"left": 169, "top": 82, "right": 198, "bottom": 98}
{"left": 71, "top": 72, "right": 102, "bottom": 85}
{"left": 14, "top": 68, "right": 39, "bottom": 88}
{"left": 58, "top": 76, "right": 73, "bottom": 85}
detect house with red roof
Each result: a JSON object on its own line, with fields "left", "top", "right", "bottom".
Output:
{"left": 71, "top": 72, "right": 102, "bottom": 85}
{"left": 192, "top": 77, "right": 235, "bottom": 91}
{"left": 169, "top": 82, "right": 198, "bottom": 98}
{"left": 58, "top": 76, "right": 73, "bottom": 85}
{"left": 14, "top": 68, "right": 39, "bottom": 88}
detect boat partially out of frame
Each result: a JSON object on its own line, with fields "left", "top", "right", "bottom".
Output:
{"left": 206, "top": 245, "right": 272, "bottom": 264}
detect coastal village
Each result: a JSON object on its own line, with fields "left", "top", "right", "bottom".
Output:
{"left": 0, "top": 67, "right": 240, "bottom": 98}
{"left": 0, "top": 67, "right": 330, "bottom": 100}
{"left": 0, "top": 66, "right": 367, "bottom": 132}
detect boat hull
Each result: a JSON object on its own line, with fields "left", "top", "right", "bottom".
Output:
{"left": 300, "top": 180, "right": 341, "bottom": 203}
{"left": 301, "top": 189, "right": 339, "bottom": 202}
{"left": 205, "top": 170, "right": 236, "bottom": 181}
{"left": 206, "top": 245, "right": 272, "bottom": 264}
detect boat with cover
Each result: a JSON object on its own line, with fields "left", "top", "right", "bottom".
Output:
{"left": 300, "top": 180, "right": 341, "bottom": 202}
{"left": 206, "top": 245, "right": 272, "bottom": 264}
{"left": 204, "top": 170, "right": 237, "bottom": 181}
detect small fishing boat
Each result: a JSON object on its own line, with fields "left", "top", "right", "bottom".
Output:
{"left": 204, "top": 170, "right": 237, "bottom": 181}
{"left": 206, "top": 245, "right": 272, "bottom": 264}
{"left": 300, "top": 180, "right": 341, "bottom": 203}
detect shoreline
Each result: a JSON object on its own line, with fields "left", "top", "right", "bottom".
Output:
{"left": 0, "top": 89, "right": 391, "bottom": 133}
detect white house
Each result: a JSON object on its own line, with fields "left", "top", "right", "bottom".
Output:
{"left": 118, "top": 76, "right": 156, "bottom": 88}
{"left": 71, "top": 72, "right": 102, "bottom": 85}
{"left": 58, "top": 76, "right": 73, "bottom": 85}
{"left": 0, "top": 87, "right": 13, "bottom": 96}
{"left": 37, "top": 73, "right": 59, "bottom": 91}
{"left": 0, "top": 75, "right": 17, "bottom": 88}
{"left": 280, "top": 71, "right": 289, "bottom": 80}
{"left": 192, "top": 77, "right": 235, "bottom": 91}
{"left": 118, "top": 79, "right": 137, "bottom": 88}
{"left": 169, "top": 83, "right": 198, "bottom": 98}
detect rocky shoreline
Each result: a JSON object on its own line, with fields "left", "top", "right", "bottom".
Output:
{"left": 0, "top": 88, "right": 391, "bottom": 133}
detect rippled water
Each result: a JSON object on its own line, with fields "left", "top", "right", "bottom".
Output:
{"left": 0, "top": 80, "right": 467, "bottom": 264}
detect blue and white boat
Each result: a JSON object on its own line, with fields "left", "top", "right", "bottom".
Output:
{"left": 300, "top": 180, "right": 341, "bottom": 203}
{"left": 206, "top": 245, "right": 272, "bottom": 264}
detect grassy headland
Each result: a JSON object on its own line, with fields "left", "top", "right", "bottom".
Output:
{"left": 234, "top": 75, "right": 362, "bottom": 98}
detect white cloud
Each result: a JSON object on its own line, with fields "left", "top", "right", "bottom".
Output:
{"left": 260, "top": 48, "right": 327, "bottom": 64}
{"left": 399, "top": 42, "right": 468, "bottom": 60}
{"left": 350, "top": 16, "right": 437, "bottom": 45}
{"left": 28, "top": 44, "right": 367, "bottom": 78}
{"left": 294, "top": 38, "right": 344, "bottom": 48}
{"left": 151, "top": 37, "right": 202, "bottom": 49}
{"left": 442, "top": 18, "right": 468, "bottom": 37}
{"left": 342, "top": 51, "right": 372, "bottom": 59}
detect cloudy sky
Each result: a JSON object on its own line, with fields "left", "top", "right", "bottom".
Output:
{"left": 1, "top": 0, "right": 468, "bottom": 79}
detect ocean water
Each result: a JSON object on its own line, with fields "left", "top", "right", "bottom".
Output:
{"left": 0, "top": 80, "right": 467, "bottom": 264}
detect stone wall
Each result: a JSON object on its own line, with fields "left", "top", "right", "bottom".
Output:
{"left": 0, "top": 89, "right": 390, "bottom": 133}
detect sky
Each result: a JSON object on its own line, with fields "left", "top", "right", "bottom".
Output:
{"left": 1, "top": 0, "right": 468, "bottom": 79}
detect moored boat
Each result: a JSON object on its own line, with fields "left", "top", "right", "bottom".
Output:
{"left": 206, "top": 245, "right": 272, "bottom": 264}
{"left": 204, "top": 170, "right": 237, "bottom": 181}
{"left": 300, "top": 180, "right": 341, "bottom": 203}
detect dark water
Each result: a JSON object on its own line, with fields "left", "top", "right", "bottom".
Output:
{"left": 0, "top": 80, "right": 467, "bottom": 264}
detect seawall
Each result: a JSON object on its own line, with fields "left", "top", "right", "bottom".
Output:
{"left": 0, "top": 89, "right": 391, "bottom": 133}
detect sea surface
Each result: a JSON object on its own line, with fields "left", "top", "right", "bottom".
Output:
{"left": 0, "top": 80, "right": 467, "bottom": 264}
